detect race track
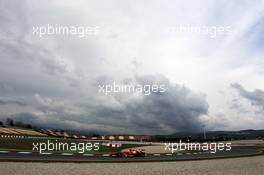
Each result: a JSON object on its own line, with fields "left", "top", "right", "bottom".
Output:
{"left": 0, "top": 147, "right": 262, "bottom": 162}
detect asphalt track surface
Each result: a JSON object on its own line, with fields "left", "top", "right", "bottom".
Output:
{"left": 0, "top": 147, "right": 262, "bottom": 162}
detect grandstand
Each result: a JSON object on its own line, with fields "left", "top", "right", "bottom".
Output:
{"left": 0, "top": 126, "right": 150, "bottom": 141}
{"left": 0, "top": 127, "right": 47, "bottom": 137}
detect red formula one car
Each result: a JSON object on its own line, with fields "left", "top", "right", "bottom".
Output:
{"left": 111, "top": 149, "right": 146, "bottom": 158}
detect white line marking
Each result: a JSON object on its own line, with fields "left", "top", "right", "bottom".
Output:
{"left": 186, "top": 153, "right": 191, "bottom": 155}
{"left": 83, "top": 154, "right": 94, "bottom": 156}
{"left": 61, "top": 153, "right": 73, "bottom": 156}
{"left": 0, "top": 151, "right": 9, "bottom": 153}
{"left": 103, "top": 154, "right": 110, "bottom": 157}
{"left": 177, "top": 153, "right": 183, "bottom": 155}
{"left": 18, "top": 152, "right": 31, "bottom": 154}
{"left": 41, "top": 153, "right": 52, "bottom": 155}
{"left": 153, "top": 154, "right": 161, "bottom": 156}
{"left": 165, "top": 153, "right": 172, "bottom": 156}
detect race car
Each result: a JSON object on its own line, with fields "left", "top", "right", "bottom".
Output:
{"left": 111, "top": 149, "right": 146, "bottom": 157}
{"left": 123, "top": 149, "right": 146, "bottom": 157}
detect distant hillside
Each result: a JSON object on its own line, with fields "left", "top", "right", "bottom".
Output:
{"left": 152, "top": 129, "right": 264, "bottom": 142}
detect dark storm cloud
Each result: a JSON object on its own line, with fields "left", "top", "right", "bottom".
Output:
{"left": 0, "top": 99, "right": 26, "bottom": 106}
{"left": 0, "top": 74, "right": 209, "bottom": 134}
{"left": 87, "top": 74, "right": 209, "bottom": 134}
{"left": 231, "top": 83, "right": 264, "bottom": 110}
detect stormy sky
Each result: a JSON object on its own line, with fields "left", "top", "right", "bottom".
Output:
{"left": 0, "top": 0, "right": 264, "bottom": 134}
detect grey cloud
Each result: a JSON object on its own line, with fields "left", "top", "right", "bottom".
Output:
{"left": 231, "top": 83, "right": 264, "bottom": 110}
{"left": 0, "top": 74, "right": 209, "bottom": 135}
{"left": 0, "top": 99, "right": 27, "bottom": 106}
{"left": 87, "top": 74, "right": 209, "bottom": 134}
{"left": 229, "top": 103, "right": 250, "bottom": 114}
{"left": 0, "top": 1, "right": 211, "bottom": 134}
